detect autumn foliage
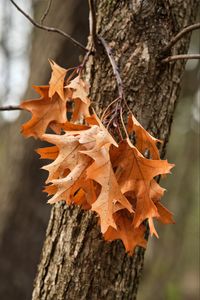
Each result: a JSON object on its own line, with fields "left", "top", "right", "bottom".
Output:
{"left": 20, "top": 61, "right": 174, "bottom": 254}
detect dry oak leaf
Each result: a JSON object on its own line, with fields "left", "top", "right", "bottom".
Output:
{"left": 127, "top": 114, "right": 161, "bottom": 159}
{"left": 36, "top": 122, "right": 89, "bottom": 160}
{"left": 66, "top": 75, "right": 90, "bottom": 101}
{"left": 111, "top": 138, "right": 174, "bottom": 236}
{"left": 104, "top": 210, "right": 147, "bottom": 254}
{"left": 46, "top": 153, "right": 91, "bottom": 204}
{"left": 49, "top": 59, "right": 67, "bottom": 100}
{"left": 20, "top": 85, "right": 67, "bottom": 138}
{"left": 36, "top": 145, "right": 59, "bottom": 160}
{"left": 41, "top": 125, "right": 105, "bottom": 205}
{"left": 72, "top": 179, "right": 97, "bottom": 210}
{"left": 82, "top": 144, "right": 133, "bottom": 234}
{"left": 65, "top": 75, "right": 90, "bottom": 121}
{"left": 42, "top": 135, "right": 82, "bottom": 183}
{"left": 149, "top": 180, "right": 175, "bottom": 224}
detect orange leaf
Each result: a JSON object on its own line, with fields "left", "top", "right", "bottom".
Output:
{"left": 156, "top": 202, "right": 175, "bottom": 224}
{"left": 36, "top": 146, "right": 59, "bottom": 160}
{"left": 66, "top": 75, "right": 90, "bottom": 102}
{"left": 20, "top": 85, "right": 67, "bottom": 138}
{"left": 104, "top": 210, "right": 147, "bottom": 254}
{"left": 65, "top": 76, "right": 90, "bottom": 121}
{"left": 111, "top": 138, "right": 174, "bottom": 236}
{"left": 127, "top": 114, "right": 161, "bottom": 159}
{"left": 49, "top": 60, "right": 67, "bottom": 100}
{"left": 83, "top": 144, "right": 133, "bottom": 233}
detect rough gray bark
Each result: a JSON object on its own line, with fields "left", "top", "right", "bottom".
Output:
{"left": 32, "top": 1, "right": 199, "bottom": 300}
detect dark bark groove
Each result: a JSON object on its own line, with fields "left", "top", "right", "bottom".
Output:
{"left": 32, "top": 1, "right": 199, "bottom": 300}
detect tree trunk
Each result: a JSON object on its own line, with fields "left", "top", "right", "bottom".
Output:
{"left": 32, "top": 1, "right": 199, "bottom": 300}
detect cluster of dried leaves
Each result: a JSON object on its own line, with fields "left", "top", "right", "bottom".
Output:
{"left": 20, "top": 61, "right": 174, "bottom": 254}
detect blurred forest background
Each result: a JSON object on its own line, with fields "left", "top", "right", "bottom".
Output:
{"left": 0, "top": 1, "right": 199, "bottom": 300}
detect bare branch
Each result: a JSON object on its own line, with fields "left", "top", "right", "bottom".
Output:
{"left": 98, "top": 36, "right": 124, "bottom": 99}
{"left": 40, "top": 0, "right": 53, "bottom": 25}
{"left": 163, "top": 23, "right": 200, "bottom": 53}
{"left": 0, "top": 105, "right": 22, "bottom": 111}
{"left": 88, "top": 0, "right": 97, "bottom": 47}
{"left": 9, "top": 0, "right": 88, "bottom": 52}
{"left": 162, "top": 54, "right": 200, "bottom": 63}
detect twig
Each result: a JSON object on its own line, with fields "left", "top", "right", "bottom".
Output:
{"left": 9, "top": 0, "right": 88, "bottom": 52}
{"left": 40, "top": 0, "right": 53, "bottom": 24}
{"left": 100, "top": 97, "right": 120, "bottom": 121}
{"left": 98, "top": 36, "right": 124, "bottom": 99}
{"left": 0, "top": 105, "right": 22, "bottom": 111}
{"left": 162, "top": 54, "right": 200, "bottom": 63}
{"left": 78, "top": 49, "right": 94, "bottom": 73}
{"left": 88, "top": 0, "right": 97, "bottom": 47}
{"left": 120, "top": 107, "right": 129, "bottom": 139}
{"left": 163, "top": 22, "right": 200, "bottom": 53}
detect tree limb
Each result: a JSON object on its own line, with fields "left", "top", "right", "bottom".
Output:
{"left": 162, "top": 54, "right": 200, "bottom": 63}
{"left": 9, "top": 0, "right": 88, "bottom": 52}
{"left": 163, "top": 22, "right": 200, "bottom": 53}
{"left": 0, "top": 105, "right": 22, "bottom": 111}
{"left": 40, "top": 0, "right": 53, "bottom": 24}
{"left": 88, "top": 0, "right": 97, "bottom": 47}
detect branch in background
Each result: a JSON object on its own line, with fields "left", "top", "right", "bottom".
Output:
{"left": 0, "top": 105, "right": 22, "bottom": 111}
{"left": 162, "top": 54, "right": 200, "bottom": 63}
{"left": 88, "top": 0, "right": 97, "bottom": 47}
{"left": 40, "top": 0, "right": 53, "bottom": 24}
{"left": 163, "top": 22, "right": 200, "bottom": 53}
{"left": 9, "top": 0, "right": 88, "bottom": 52}
{"left": 98, "top": 36, "right": 124, "bottom": 99}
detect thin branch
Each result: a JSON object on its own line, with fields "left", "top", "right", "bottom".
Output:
{"left": 9, "top": 0, "right": 88, "bottom": 52}
{"left": 100, "top": 97, "right": 120, "bottom": 121}
{"left": 78, "top": 49, "right": 94, "bottom": 74}
{"left": 40, "top": 0, "right": 53, "bottom": 24}
{"left": 0, "top": 105, "right": 22, "bottom": 111}
{"left": 98, "top": 36, "right": 124, "bottom": 99}
{"left": 120, "top": 107, "right": 129, "bottom": 139}
{"left": 163, "top": 22, "right": 200, "bottom": 53}
{"left": 88, "top": 0, "right": 97, "bottom": 47}
{"left": 162, "top": 54, "right": 200, "bottom": 63}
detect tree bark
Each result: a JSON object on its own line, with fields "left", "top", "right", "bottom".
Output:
{"left": 32, "top": 1, "right": 199, "bottom": 300}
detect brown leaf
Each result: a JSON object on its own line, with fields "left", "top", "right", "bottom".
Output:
{"left": 20, "top": 85, "right": 67, "bottom": 138}
{"left": 83, "top": 143, "right": 133, "bottom": 233}
{"left": 66, "top": 75, "right": 90, "bottom": 102}
{"left": 49, "top": 60, "right": 67, "bottom": 100}
{"left": 155, "top": 202, "right": 175, "bottom": 224}
{"left": 127, "top": 114, "right": 161, "bottom": 159}
{"left": 111, "top": 138, "right": 174, "bottom": 236}
{"left": 36, "top": 146, "right": 59, "bottom": 160}
{"left": 65, "top": 76, "right": 90, "bottom": 121}
{"left": 104, "top": 210, "right": 147, "bottom": 254}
